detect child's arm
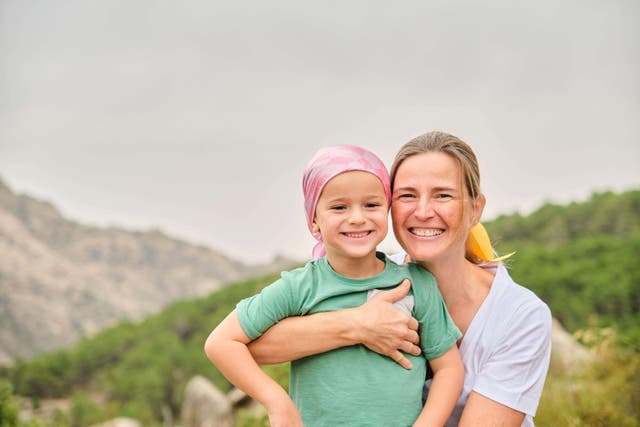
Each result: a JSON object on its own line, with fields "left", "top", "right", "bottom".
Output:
{"left": 204, "top": 309, "right": 304, "bottom": 427}
{"left": 413, "top": 345, "right": 464, "bottom": 427}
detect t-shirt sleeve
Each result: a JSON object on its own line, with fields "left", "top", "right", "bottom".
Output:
{"left": 410, "top": 265, "right": 462, "bottom": 360}
{"left": 236, "top": 271, "right": 300, "bottom": 340}
{"left": 473, "top": 299, "right": 552, "bottom": 415}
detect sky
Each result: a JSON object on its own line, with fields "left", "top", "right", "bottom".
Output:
{"left": 1, "top": 0, "right": 638, "bottom": 263}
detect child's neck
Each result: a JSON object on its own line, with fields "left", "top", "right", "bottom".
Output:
{"left": 325, "top": 251, "right": 385, "bottom": 279}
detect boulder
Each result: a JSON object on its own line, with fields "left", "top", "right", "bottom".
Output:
{"left": 89, "top": 417, "right": 141, "bottom": 427}
{"left": 551, "top": 318, "right": 594, "bottom": 372}
{"left": 182, "top": 376, "right": 232, "bottom": 427}
{"left": 227, "top": 387, "right": 265, "bottom": 418}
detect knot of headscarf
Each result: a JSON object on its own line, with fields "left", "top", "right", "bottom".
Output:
{"left": 302, "top": 145, "right": 391, "bottom": 259}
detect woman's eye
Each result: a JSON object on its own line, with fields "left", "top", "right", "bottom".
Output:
{"left": 436, "top": 193, "right": 453, "bottom": 200}
{"left": 398, "top": 193, "right": 416, "bottom": 199}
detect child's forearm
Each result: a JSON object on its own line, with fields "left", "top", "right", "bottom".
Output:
{"left": 413, "top": 347, "right": 464, "bottom": 426}
{"left": 204, "top": 311, "right": 295, "bottom": 412}
{"left": 209, "top": 338, "right": 291, "bottom": 408}
{"left": 414, "top": 367, "right": 463, "bottom": 426}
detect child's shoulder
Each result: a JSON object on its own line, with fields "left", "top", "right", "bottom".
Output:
{"left": 278, "top": 257, "right": 327, "bottom": 282}
{"left": 380, "top": 253, "right": 436, "bottom": 287}
{"left": 402, "top": 262, "right": 437, "bottom": 289}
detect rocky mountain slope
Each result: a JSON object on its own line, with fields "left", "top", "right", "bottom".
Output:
{"left": 0, "top": 178, "right": 293, "bottom": 364}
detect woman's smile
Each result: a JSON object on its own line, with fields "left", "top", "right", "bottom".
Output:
{"left": 408, "top": 227, "right": 444, "bottom": 238}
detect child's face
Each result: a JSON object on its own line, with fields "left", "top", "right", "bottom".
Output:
{"left": 312, "top": 171, "right": 388, "bottom": 262}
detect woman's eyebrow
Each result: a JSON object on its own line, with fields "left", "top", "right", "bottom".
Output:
{"left": 432, "top": 186, "right": 457, "bottom": 192}
{"left": 392, "top": 186, "right": 416, "bottom": 193}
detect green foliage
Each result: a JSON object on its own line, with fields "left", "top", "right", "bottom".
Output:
{"left": 0, "top": 272, "right": 283, "bottom": 426}
{"left": 68, "top": 395, "right": 102, "bottom": 427}
{"left": 485, "top": 189, "right": 640, "bottom": 347}
{"left": 234, "top": 410, "right": 269, "bottom": 427}
{"left": 500, "top": 235, "right": 640, "bottom": 345}
{"left": 536, "top": 328, "right": 640, "bottom": 426}
{"left": 0, "top": 380, "right": 19, "bottom": 427}
{"left": 486, "top": 189, "right": 640, "bottom": 247}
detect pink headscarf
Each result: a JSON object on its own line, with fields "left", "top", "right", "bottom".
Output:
{"left": 302, "top": 145, "right": 391, "bottom": 259}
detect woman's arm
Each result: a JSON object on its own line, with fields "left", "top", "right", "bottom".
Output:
{"left": 413, "top": 346, "right": 464, "bottom": 427}
{"left": 248, "top": 279, "right": 422, "bottom": 369}
{"left": 204, "top": 309, "right": 304, "bottom": 427}
{"left": 458, "top": 393, "right": 525, "bottom": 427}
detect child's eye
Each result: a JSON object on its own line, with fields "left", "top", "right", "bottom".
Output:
{"left": 365, "top": 202, "right": 382, "bottom": 208}
{"left": 331, "top": 205, "right": 346, "bottom": 211}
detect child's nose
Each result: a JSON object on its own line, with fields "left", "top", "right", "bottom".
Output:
{"left": 348, "top": 207, "right": 366, "bottom": 224}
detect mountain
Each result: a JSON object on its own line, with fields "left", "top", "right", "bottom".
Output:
{"left": 0, "top": 177, "right": 295, "bottom": 364}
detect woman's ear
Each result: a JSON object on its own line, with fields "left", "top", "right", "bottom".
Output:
{"left": 471, "top": 194, "right": 486, "bottom": 225}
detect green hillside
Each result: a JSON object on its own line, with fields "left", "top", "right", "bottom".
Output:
{"left": 485, "top": 190, "right": 640, "bottom": 343}
{"left": 1, "top": 189, "right": 639, "bottom": 426}
{"left": 0, "top": 272, "right": 290, "bottom": 426}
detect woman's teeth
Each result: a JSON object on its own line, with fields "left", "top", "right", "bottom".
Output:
{"left": 410, "top": 228, "right": 443, "bottom": 237}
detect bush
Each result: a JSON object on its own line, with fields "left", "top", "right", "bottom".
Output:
{"left": 0, "top": 380, "right": 19, "bottom": 427}
{"left": 536, "top": 328, "right": 639, "bottom": 426}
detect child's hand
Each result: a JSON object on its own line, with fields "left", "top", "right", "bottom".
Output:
{"left": 267, "top": 398, "right": 305, "bottom": 427}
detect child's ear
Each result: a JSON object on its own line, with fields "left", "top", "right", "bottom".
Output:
{"left": 312, "top": 220, "right": 320, "bottom": 234}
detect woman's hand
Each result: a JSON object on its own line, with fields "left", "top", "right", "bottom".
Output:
{"left": 353, "top": 279, "right": 421, "bottom": 369}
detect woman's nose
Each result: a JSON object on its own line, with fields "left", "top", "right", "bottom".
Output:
{"left": 413, "top": 197, "right": 434, "bottom": 220}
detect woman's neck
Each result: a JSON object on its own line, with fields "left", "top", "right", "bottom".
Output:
{"left": 326, "top": 251, "right": 385, "bottom": 279}
{"left": 420, "top": 254, "right": 494, "bottom": 335}
{"left": 422, "top": 254, "right": 470, "bottom": 296}
{"left": 420, "top": 252, "right": 491, "bottom": 301}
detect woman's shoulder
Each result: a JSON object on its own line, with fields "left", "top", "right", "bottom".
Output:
{"left": 488, "top": 264, "right": 552, "bottom": 327}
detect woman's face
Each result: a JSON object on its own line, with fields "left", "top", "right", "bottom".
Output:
{"left": 391, "top": 151, "right": 478, "bottom": 265}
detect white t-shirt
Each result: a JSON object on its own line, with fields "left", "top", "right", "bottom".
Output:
{"left": 389, "top": 252, "right": 552, "bottom": 427}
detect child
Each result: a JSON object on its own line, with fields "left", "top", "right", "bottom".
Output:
{"left": 204, "top": 145, "right": 463, "bottom": 426}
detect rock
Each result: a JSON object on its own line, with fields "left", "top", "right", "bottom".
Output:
{"left": 551, "top": 318, "right": 594, "bottom": 372}
{"left": 89, "top": 417, "right": 141, "bottom": 427}
{"left": 227, "top": 387, "right": 250, "bottom": 407}
{"left": 227, "top": 387, "right": 265, "bottom": 418}
{"left": 181, "top": 376, "right": 232, "bottom": 427}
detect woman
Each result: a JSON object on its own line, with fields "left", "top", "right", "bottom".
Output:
{"left": 248, "top": 131, "right": 552, "bottom": 426}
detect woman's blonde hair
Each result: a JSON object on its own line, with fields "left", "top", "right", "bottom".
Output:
{"left": 390, "top": 131, "right": 480, "bottom": 199}
{"left": 390, "top": 131, "right": 487, "bottom": 264}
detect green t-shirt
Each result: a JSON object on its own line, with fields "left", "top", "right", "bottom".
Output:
{"left": 236, "top": 252, "right": 461, "bottom": 427}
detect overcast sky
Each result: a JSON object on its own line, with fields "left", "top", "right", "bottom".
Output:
{"left": 1, "top": 0, "right": 638, "bottom": 263}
